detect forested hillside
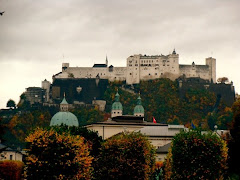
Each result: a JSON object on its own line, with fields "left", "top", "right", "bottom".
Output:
{"left": 104, "top": 79, "right": 233, "bottom": 130}
{"left": 0, "top": 78, "right": 234, "bottom": 149}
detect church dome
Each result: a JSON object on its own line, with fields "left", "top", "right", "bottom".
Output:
{"left": 112, "top": 101, "right": 123, "bottom": 110}
{"left": 134, "top": 95, "right": 144, "bottom": 114}
{"left": 50, "top": 112, "right": 79, "bottom": 127}
{"left": 134, "top": 104, "right": 144, "bottom": 114}
{"left": 111, "top": 92, "right": 123, "bottom": 110}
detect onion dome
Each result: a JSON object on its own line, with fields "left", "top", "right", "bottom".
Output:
{"left": 134, "top": 95, "right": 144, "bottom": 116}
{"left": 111, "top": 92, "right": 123, "bottom": 111}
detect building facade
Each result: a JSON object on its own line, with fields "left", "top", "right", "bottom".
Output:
{"left": 53, "top": 50, "right": 216, "bottom": 84}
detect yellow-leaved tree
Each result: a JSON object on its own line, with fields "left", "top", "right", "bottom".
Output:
{"left": 25, "top": 128, "right": 93, "bottom": 179}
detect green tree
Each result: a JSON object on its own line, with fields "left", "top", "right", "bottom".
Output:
{"left": 228, "top": 99, "right": 240, "bottom": 177}
{"left": 164, "top": 130, "right": 228, "bottom": 179}
{"left": 6, "top": 99, "right": 16, "bottom": 109}
{"left": 25, "top": 128, "right": 93, "bottom": 179}
{"left": 95, "top": 132, "right": 155, "bottom": 180}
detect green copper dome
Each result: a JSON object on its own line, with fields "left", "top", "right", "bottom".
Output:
{"left": 112, "top": 92, "right": 123, "bottom": 110}
{"left": 50, "top": 112, "right": 79, "bottom": 127}
{"left": 134, "top": 96, "right": 144, "bottom": 114}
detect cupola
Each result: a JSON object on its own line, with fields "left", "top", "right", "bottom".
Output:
{"left": 133, "top": 94, "right": 144, "bottom": 117}
{"left": 111, "top": 91, "right": 123, "bottom": 118}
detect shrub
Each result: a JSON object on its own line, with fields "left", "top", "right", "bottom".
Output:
{"left": 95, "top": 132, "right": 155, "bottom": 180}
{"left": 164, "top": 130, "right": 228, "bottom": 179}
{"left": 25, "top": 128, "right": 93, "bottom": 179}
{"left": 0, "top": 160, "right": 24, "bottom": 180}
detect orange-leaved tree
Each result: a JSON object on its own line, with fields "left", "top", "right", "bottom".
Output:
{"left": 0, "top": 160, "right": 24, "bottom": 180}
{"left": 25, "top": 128, "right": 93, "bottom": 179}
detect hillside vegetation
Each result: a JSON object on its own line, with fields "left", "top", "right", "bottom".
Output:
{"left": 104, "top": 78, "right": 232, "bottom": 130}
{"left": 0, "top": 78, "right": 233, "bottom": 149}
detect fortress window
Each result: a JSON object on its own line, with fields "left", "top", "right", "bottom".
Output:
{"left": 130, "top": 73, "right": 132, "bottom": 75}
{"left": 135, "top": 64, "right": 138, "bottom": 66}
{"left": 155, "top": 73, "right": 157, "bottom": 75}
{"left": 163, "top": 64, "right": 165, "bottom": 66}
{"left": 149, "top": 73, "right": 151, "bottom": 76}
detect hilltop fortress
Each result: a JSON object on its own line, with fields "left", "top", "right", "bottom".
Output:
{"left": 53, "top": 49, "right": 216, "bottom": 84}
{"left": 22, "top": 50, "right": 235, "bottom": 109}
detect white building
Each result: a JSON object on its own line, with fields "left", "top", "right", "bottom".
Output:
{"left": 53, "top": 50, "right": 216, "bottom": 84}
{"left": 0, "top": 143, "right": 23, "bottom": 161}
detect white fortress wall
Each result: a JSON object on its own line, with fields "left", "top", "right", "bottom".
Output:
{"left": 108, "top": 67, "right": 127, "bottom": 81}
{"left": 179, "top": 64, "right": 209, "bottom": 80}
{"left": 54, "top": 51, "right": 216, "bottom": 84}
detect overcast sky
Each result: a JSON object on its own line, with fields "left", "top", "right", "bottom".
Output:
{"left": 0, "top": 0, "right": 239, "bottom": 108}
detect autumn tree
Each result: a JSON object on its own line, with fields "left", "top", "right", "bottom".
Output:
{"left": 164, "top": 130, "right": 228, "bottom": 179}
{"left": 51, "top": 125, "right": 103, "bottom": 157}
{"left": 0, "top": 160, "right": 24, "bottom": 180}
{"left": 6, "top": 99, "right": 16, "bottom": 109}
{"left": 217, "top": 77, "right": 229, "bottom": 84}
{"left": 25, "top": 128, "right": 93, "bottom": 179}
{"left": 95, "top": 132, "right": 155, "bottom": 180}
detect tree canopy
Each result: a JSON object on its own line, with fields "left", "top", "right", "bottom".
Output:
{"left": 25, "top": 128, "right": 93, "bottom": 179}
{"left": 95, "top": 132, "right": 156, "bottom": 180}
{"left": 6, "top": 99, "right": 16, "bottom": 109}
{"left": 164, "top": 130, "right": 228, "bottom": 179}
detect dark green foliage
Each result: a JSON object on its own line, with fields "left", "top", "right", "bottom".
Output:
{"left": 166, "top": 130, "right": 228, "bottom": 179}
{"left": 51, "top": 125, "right": 103, "bottom": 157}
{"left": 95, "top": 132, "right": 155, "bottom": 180}
{"left": 104, "top": 79, "right": 230, "bottom": 129}
{"left": 71, "top": 106, "right": 104, "bottom": 126}
{"left": 228, "top": 99, "right": 240, "bottom": 176}
{"left": 1, "top": 107, "right": 54, "bottom": 149}
{"left": 104, "top": 81, "right": 138, "bottom": 115}
{"left": 6, "top": 99, "right": 16, "bottom": 109}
